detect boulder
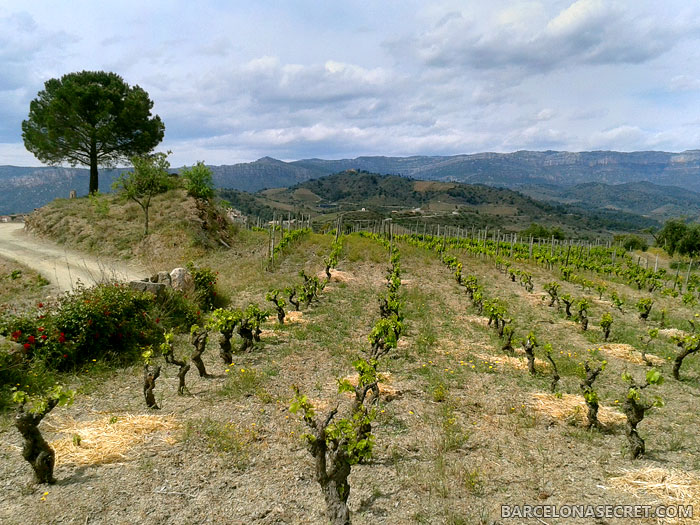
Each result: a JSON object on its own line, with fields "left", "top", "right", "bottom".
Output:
{"left": 128, "top": 280, "right": 167, "bottom": 297}
{"left": 0, "top": 335, "right": 25, "bottom": 366}
{"left": 170, "top": 268, "right": 194, "bottom": 293}
{"left": 157, "top": 271, "right": 172, "bottom": 286}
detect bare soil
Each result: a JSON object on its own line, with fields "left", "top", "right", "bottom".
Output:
{"left": 0, "top": 223, "right": 145, "bottom": 292}
{"left": 1, "top": 236, "right": 699, "bottom": 524}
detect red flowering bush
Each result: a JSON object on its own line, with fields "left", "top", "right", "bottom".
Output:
{"left": 1, "top": 282, "right": 162, "bottom": 371}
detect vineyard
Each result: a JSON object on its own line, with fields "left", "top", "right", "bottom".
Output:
{"left": 1, "top": 222, "right": 700, "bottom": 524}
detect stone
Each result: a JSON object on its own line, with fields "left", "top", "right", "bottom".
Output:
{"left": 128, "top": 280, "right": 166, "bottom": 297}
{"left": 170, "top": 268, "right": 194, "bottom": 293}
{"left": 0, "top": 335, "right": 24, "bottom": 366}
{"left": 157, "top": 271, "right": 171, "bottom": 286}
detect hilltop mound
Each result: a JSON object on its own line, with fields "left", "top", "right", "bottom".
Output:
{"left": 25, "top": 189, "right": 235, "bottom": 269}
{"left": 222, "top": 170, "right": 659, "bottom": 235}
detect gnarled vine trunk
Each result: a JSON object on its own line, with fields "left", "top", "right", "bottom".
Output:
{"left": 190, "top": 329, "right": 211, "bottom": 377}
{"left": 580, "top": 363, "right": 603, "bottom": 429}
{"left": 524, "top": 340, "right": 536, "bottom": 376}
{"left": 238, "top": 326, "right": 254, "bottom": 352}
{"left": 15, "top": 399, "right": 59, "bottom": 484}
{"left": 623, "top": 397, "right": 650, "bottom": 459}
{"left": 219, "top": 328, "right": 233, "bottom": 364}
{"left": 143, "top": 365, "right": 161, "bottom": 409}
{"left": 673, "top": 342, "right": 699, "bottom": 380}
{"left": 164, "top": 352, "right": 190, "bottom": 395}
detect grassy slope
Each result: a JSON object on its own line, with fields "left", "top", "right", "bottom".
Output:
{"left": 23, "top": 189, "right": 236, "bottom": 272}
{"left": 0, "top": 256, "right": 52, "bottom": 310}
{"left": 1, "top": 202, "right": 699, "bottom": 523}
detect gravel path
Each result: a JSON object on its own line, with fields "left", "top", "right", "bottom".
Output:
{"left": 0, "top": 222, "right": 145, "bottom": 292}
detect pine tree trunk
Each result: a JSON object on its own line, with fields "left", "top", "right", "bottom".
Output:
{"left": 89, "top": 138, "right": 98, "bottom": 194}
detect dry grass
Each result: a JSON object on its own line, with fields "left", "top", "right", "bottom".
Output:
{"left": 660, "top": 328, "right": 689, "bottom": 339}
{"left": 472, "top": 351, "right": 549, "bottom": 371}
{"left": 316, "top": 269, "right": 356, "bottom": 283}
{"left": 609, "top": 467, "right": 700, "bottom": 523}
{"left": 339, "top": 372, "right": 403, "bottom": 401}
{"left": 460, "top": 314, "right": 490, "bottom": 326}
{"left": 45, "top": 414, "right": 178, "bottom": 466}
{"left": 0, "top": 255, "right": 51, "bottom": 307}
{"left": 285, "top": 311, "right": 308, "bottom": 324}
{"left": 522, "top": 292, "right": 549, "bottom": 307}
{"left": 24, "top": 189, "right": 225, "bottom": 268}
{"left": 529, "top": 392, "right": 626, "bottom": 427}
{"left": 599, "top": 343, "right": 665, "bottom": 366}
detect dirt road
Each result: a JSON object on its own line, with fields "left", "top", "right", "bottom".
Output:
{"left": 0, "top": 223, "right": 145, "bottom": 292}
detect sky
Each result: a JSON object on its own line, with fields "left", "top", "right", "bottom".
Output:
{"left": 2, "top": 0, "right": 700, "bottom": 167}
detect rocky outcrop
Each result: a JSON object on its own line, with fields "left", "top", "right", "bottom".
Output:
{"left": 128, "top": 267, "right": 193, "bottom": 297}
{"left": 128, "top": 280, "right": 167, "bottom": 297}
{"left": 169, "top": 268, "right": 194, "bottom": 293}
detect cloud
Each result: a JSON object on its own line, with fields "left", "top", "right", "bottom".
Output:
{"left": 587, "top": 125, "right": 646, "bottom": 150}
{"left": 396, "top": 1, "right": 700, "bottom": 74}
{"left": 503, "top": 124, "right": 569, "bottom": 150}
{"left": 669, "top": 75, "right": 700, "bottom": 92}
{"left": 3, "top": 1, "right": 700, "bottom": 166}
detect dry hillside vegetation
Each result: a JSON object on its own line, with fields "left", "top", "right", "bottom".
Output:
{"left": 1, "top": 226, "right": 699, "bottom": 525}
{"left": 24, "top": 189, "right": 238, "bottom": 271}
{"left": 0, "top": 256, "right": 50, "bottom": 310}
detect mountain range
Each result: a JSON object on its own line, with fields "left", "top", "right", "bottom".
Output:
{"left": 217, "top": 150, "right": 700, "bottom": 193}
{"left": 2, "top": 150, "right": 700, "bottom": 221}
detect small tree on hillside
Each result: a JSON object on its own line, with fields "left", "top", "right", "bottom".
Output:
{"left": 113, "top": 152, "right": 172, "bottom": 235}
{"left": 180, "top": 161, "right": 215, "bottom": 200}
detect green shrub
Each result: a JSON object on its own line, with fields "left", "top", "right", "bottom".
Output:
{"left": 186, "top": 262, "right": 219, "bottom": 311}
{"left": 0, "top": 282, "right": 162, "bottom": 371}
{"left": 617, "top": 234, "right": 648, "bottom": 252}
{"left": 152, "top": 287, "right": 200, "bottom": 331}
{"left": 179, "top": 162, "right": 215, "bottom": 200}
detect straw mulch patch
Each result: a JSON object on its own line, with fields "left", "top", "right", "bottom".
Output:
{"left": 46, "top": 413, "right": 179, "bottom": 466}
{"left": 599, "top": 344, "right": 665, "bottom": 366}
{"left": 318, "top": 269, "right": 355, "bottom": 283}
{"left": 285, "top": 311, "right": 308, "bottom": 324}
{"left": 472, "top": 352, "right": 549, "bottom": 371}
{"left": 529, "top": 392, "right": 626, "bottom": 427}
{"left": 340, "top": 372, "right": 402, "bottom": 401}
{"left": 609, "top": 467, "right": 700, "bottom": 523}
{"left": 522, "top": 292, "right": 548, "bottom": 307}
{"left": 460, "top": 315, "right": 490, "bottom": 326}
{"left": 660, "top": 328, "right": 688, "bottom": 339}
